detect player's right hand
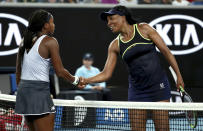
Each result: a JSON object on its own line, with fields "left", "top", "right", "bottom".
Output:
{"left": 77, "top": 77, "right": 86, "bottom": 89}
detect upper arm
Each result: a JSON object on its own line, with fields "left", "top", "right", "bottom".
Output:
{"left": 102, "top": 39, "right": 119, "bottom": 75}
{"left": 138, "top": 23, "right": 170, "bottom": 54}
{"left": 46, "top": 37, "right": 64, "bottom": 74}
{"left": 16, "top": 47, "right": 21, "bottom": 73}
{"left": 85, "top": 39, "right": 119, "bottom": 83}
{"left": 16, "top": 41, "right": 24, "bottom": 85}
{"left": 16, "top": 41, "right": 24, "bottom": 72}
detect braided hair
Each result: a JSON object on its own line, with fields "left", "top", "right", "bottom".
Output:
{"left": 18, "top": 9, "right": 52, "bottom": 66}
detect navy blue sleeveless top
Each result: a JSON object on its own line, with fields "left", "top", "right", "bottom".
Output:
{"left": 119, "top": 24, "right": 166, "bottom": 89}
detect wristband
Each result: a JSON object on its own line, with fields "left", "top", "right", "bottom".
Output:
{"left": 72, "top": 76, "right": 80, "bottom": 86}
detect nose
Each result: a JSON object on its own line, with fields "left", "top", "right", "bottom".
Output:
{"left": 107, "top": 20, "right": 111, "bottom": 27}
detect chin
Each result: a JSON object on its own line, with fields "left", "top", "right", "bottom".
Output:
{"left": 112, "top": 30, "right": 119, "bottom": 33}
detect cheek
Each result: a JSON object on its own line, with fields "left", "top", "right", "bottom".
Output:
{"left": 51, "top": 24, "right": 55, "bottom": 32}
{"left": 113, "top": 19, "right": 122, "bottom": 26}
{"left": 114, "top": 21, "right": 122, "bottom": 30}
{"left": 119, "top": 19, "right": 124, "bottom": 25}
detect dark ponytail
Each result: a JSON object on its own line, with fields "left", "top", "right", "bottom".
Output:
{"left": 18, "top": 9, "right": 52, "bottom": 66}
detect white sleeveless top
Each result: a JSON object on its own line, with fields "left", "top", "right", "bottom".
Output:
{"left": 21, "top": 35, "right": 51, "bottom": 82}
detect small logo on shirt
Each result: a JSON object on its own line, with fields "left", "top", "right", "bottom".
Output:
{"left": 160, "top": 83, "right": 165, "bottom": 89}
{"left": 51, "top": 106, "right": 55, "bottom": 111}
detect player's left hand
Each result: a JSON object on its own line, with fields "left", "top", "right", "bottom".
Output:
{"left": 176, "top": 75, "right": 184, "bottom": 91}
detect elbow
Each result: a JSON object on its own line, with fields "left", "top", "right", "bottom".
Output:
{"left": 106, "top": 74, "right": 112, "bottom": 81}
{"left": 103, "top": 71, "right": 112, "bottom": 81}
{"left": 55, "top": 68, "right": 64, "bottom": 78}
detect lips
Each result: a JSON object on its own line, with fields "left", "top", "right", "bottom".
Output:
{"left": 109, "top": 25, "right": 115, "bottom": 31}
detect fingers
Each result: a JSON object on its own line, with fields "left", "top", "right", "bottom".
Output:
{"left": 77, "top": 84, "right": 85, "bottom": 89}
{"left": 79, "top": 77, "right": 86, "bottom": 85}
{"left": 176, "top": 83, "right": 181, "bottom": 92}
{"left": 97, "top": 86, "right": 103, "bottom": 90}
{"left": 92, "top": 86, "right": 102, "bottom": 91}
{"left": 176, "top": 76, "right": 185, "bottom": 91}
{"left": 77, "top": 77, "right": 86, "bottom": 89}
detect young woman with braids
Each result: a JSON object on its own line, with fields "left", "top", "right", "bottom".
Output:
{"left": 15, "top": 10, "right": 83, "bottom": 131}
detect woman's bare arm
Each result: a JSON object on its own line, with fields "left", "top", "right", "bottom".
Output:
{"left": 16, "top": 47, "right": 22, "bottom": 85}
{"left": 138, "top": 23, "right": 184, "bottom": 89}
{"left": 85, "top": 39, "right": 119, "bottom": 84}
{"left": 46, "top": 37, "right": 77, "bottom": 84}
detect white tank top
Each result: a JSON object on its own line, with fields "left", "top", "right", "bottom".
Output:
{"left": 21, "top": 35, "right": 51, "bottom": 82}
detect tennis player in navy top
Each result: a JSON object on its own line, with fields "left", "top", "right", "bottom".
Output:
{"left": 80, "top": 5, "right": 184, "bottom": 131}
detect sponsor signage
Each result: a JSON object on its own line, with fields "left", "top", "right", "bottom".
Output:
{"left": 96, "top": 108, "right": 129, "bottom": 125}
{"left": 0, "top": 13, "right": 28, "bottom": 56}
{"left": 0, "top": 7, "right": 202, "bottom": 100}
{"left": 96, "top": 90, "right": 187, "bottom": 126}
{"left": 149, "top": 14, "right": 203, "bottom": 55}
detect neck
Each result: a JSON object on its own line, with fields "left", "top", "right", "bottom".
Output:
{"left": 32, "top": 31, "right": 47, "bottom": 45}
{"left": 120, "top": 24, "right": 134, "bottom": 39}
{"left": 37, "top": 30, "right": 49, "bottom": 37}
{"left": 85, "top": 65, "right": 91, "bottom": 70}
{"left": 35, "top": 32, "right": 43, "bottom": 38}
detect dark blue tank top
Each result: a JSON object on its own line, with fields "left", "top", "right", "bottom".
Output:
{"left": 119, "top": 24, "right": 166, "bottom": 88}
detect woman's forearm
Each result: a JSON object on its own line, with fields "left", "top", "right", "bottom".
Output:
{"left": 56, "top": 68, "right": 75, "bottom": 83}
{"left": 162, "top": 49, "right": 182, "bottom": 77}
{"left": 86, "top": 71, "right": 112, "bottom": 84}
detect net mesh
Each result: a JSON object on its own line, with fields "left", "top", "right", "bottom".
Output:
{"left": 0, "top": 94, "right": 203, "bottom": 131}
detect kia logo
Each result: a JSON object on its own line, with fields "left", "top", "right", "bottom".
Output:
{"left": 149, "top": 14, "right": 203, "bottom": 55}
{"left": 0, "top": 13, "right": 28, "bottom": 56}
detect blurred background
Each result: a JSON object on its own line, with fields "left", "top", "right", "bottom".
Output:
{"left": 0, "top": 0, "right": 202, "bottom": 102}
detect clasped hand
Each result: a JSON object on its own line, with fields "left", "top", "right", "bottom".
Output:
{"left": 77, "top": 77, "right": 87, "bottom": 89}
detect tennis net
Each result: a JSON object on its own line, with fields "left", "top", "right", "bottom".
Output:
{"left": 0, "top": 93, "right": 203, "bottom": 131}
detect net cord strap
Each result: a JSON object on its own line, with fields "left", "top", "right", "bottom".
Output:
{"left": 0, "top": 94, "right": 203, "bottom": 111}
